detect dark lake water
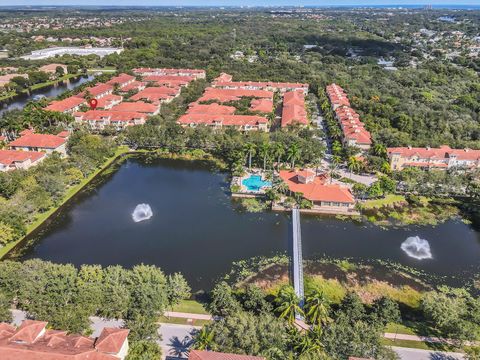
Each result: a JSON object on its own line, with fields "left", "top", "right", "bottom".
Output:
{"left": 17, "top": 156, "right": 480, "bottom": 291}
{"left": 0, "top": 75, "right": 94, "bottom": 116}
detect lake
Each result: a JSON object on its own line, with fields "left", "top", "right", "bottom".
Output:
{"left": 0, "top": 75, "right": 94, "bottom": 116}
{"left": 15, "top": 156, "right": 480, "bottom": 291}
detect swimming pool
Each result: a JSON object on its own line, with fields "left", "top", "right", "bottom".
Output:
{"left": 242, "top": 175, "right": 272, "bottom": 192}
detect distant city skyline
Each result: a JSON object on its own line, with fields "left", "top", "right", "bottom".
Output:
{"left": 2, "top": 0, "right": 480, "bottom": 7}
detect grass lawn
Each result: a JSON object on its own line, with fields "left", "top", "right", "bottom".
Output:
{"left": 361, "top": 194, "right": 406, "bottom": 210}
{"left": 172, "top": 300, "right": 209, "bottom": 315}
{"left": 0, "top": 90, "right": 17, "bottom": 102}
{"left": 0, "top": 146, "right": 130, "bottom": 260}
{"left": 381, "top": 338, "right": 459, "bottom": 352}
{"left": 159, "top": 316, "right": 211, "bottom": 327}
{"left": 26, "top": 74, "right": 79, "bottom": 92}
{"left": 87, "top": 68, "right": 117, "bottom": 73}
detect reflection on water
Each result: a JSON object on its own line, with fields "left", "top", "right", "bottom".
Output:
{"left": 17, "top": 156, "right": 480, "bottom": 290}
{"left": 0, "top": 75, "right": 94, "bottom": 116}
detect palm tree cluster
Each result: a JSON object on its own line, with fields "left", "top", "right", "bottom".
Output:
{"left": 242, "top": 141, "right": 302, "bottom": 171}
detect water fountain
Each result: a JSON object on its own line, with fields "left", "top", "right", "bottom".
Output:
{"left": 401, "top": 236, "right": 432, "bottom": 260}
{"left": 132, "top": 204, "right": 153, "bottom": 223}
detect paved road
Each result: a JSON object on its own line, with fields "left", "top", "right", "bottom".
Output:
{"left": 392, "top": 346, "right": 465, "bottom": 360}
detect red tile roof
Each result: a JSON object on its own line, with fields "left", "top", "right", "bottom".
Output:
{"left": 213, "top": 73, "right": 233, "bottom": 84}
{"left": 130, "top": 87, "right": 180, "bottom": 103}
{"left": 9, "top": 133, "right": 66, "bottom": 149}
{"left": 75, "top": 110, "right": 147, "bottom": 122}
{"left": 106, "top": 73, "right": 135, "bottom": 86}
{"left": 326, "top": 83, "right": 350, "bottom": 107}
{"left": 214, "top": 81, "right": 308, "bottom": 92}
{"left": 0, "top": 150, "right": 45, "bottom": 166}
{"left": 178, "top": 113, "right": 268, "bottom": 127}
{"left": 199, "top": 88, "right": 273, "bottom": 103}
{"left": 388, "top": 145, "right": 480, "bottom": 161}
{"left": 95, "top": 328, "right": 129, "bottom": 354}
{"left": 189, "top": 350, "right": 266, "bottom": 360}
{"left": 77, "top": 83, "right": 113, "bottom": 98}
{"left": 335, "top": 106, "right": 371, "bottom": 145}
{"left": 96, "top": 94, "right": 123, "bottom": 109}
{"left": 279, "top": 170, "right": 355, "bottom": 203}
{"left": 144, "top": 75, "right": 195, "bottom": 84}
{"left": 44, "top": 96, "right": 85, "bottom": 112}
{"left": 187, "top": 102, "right": 236, "bottom": 115}
{"left": 119, "top": 80, "right": 146, "bottom": 92}
{"left": 281, "top": 91, "right": 308, "bottom": 127}
{"left": 0, "top": 321, "right": 127, "bottom": 360}
{"left": 110, "top": 101, "right": 159, "bottom": 114}
{"left": 250, "top": 98, "right": 274, "bottom": 113}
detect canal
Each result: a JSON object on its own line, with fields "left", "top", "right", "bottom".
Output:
{"left": 0, "top": 75, "right": 94, "bottom": 116}
{"left": 14, "top": 156, "right": 480, "bottom": 291}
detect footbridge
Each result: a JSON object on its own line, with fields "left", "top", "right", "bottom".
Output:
{"left": 291, "top": 208, "right": 304, "bottom": 315}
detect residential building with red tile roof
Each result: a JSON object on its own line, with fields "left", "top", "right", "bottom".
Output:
{"left": 77, "top": 83, "right": 114, "bottom": 99}
{"left": 118, "top": 81, "right": 146, "bottom": 94}
{"left": 178, "top": 113, "right": 269, "bottom": 132}
{"left": 326, "top": 83, "right": 350, "bottom": 109}
{"left": 0, "top": 150, "right": 46, "bottom": 171}
{"left": 187, "top": 102, "right": 236, "bottom": 115}
{"left": 189, "top": 350, "right": 266, "bottom": 360}
{"left": 106, "top": 73, "right": 135, "bottom": 87}
{"left": 130, "top": 87, "right": 180, "bottom": 104}
{"left": 334, "top": 106, "right": 372, "bottom": 150}
{"left": 39, "top": 63, "right": 67, "bottom": 74}
{"left": 250, "top": 98, "right": 274, "bottom": 114}
{"left": 0, "top": 320, "right": 129, "bottom": 360}
{"left": 0, "top": 74, "right": 28, "bottom": 87}
{"left": 198, "top": 88, "right": 274, "bottom": 103}
{"left": 133, "top": 68, "right": 206, "bottom": 79}
{"left": 75, "top": 110, "right": 147, "bottom": 131}
{"left": 279, "top": 169, "right": 356, "bottom": 213}
{"left": 110, "top": 101, "right": 160, "bottom": 115}
{"left": 44, "top": 96, "right": 85, "bottom": 113}
{"left": 281, "top": 91, "right": 308, "bottom": 127}
{"left": 96, "top": 94, "right": 123, "bottom": 109}
{"left": 9, "top": 133, "right": 67, "bottom": 155}
{"left": 213, "top": 80, "right": 309, "bottom": 95}
{"left": 387, "top": 145, "right": 480, "bottom": 171}
{"left": 144, "top": 75, "right": 195, "bottom": 88}
{"left": 212, "top": 72, "right": 233, "bottom": 84}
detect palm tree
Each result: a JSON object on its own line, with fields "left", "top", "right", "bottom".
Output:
{"left": 243, "top": 142, "right": 256, "bottom": 170}
{"left": 373, "top": 143, "right": 387, "bottom": 158}
{"left": 271, "top": 142, "right": 285, "bottom": 171}
{"left": 305, "top": 289, "right": 331, "bottom": 327}
{"left": 331, "top": 140, "right": 342, "bottom": 156}
{"left": 258, "top": 142, "right": 270, "bottom": 171}
{"left": 287, "top": 144, "right": 301, "bottom": 169}
{"left": 275, "top": 285, "right": 304, "bottom": 324}
{"left": 193, "top": 327, "right": 215, "bottom": 351}
{"left": 347, "top": 156, "right": 362, "bottom": 176}
{"left": 329, "top": 155, "right": 342, "bottom": 183}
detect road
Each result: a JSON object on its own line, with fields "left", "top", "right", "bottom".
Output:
{"left": 392, "top": 346, "right": 465, "bottom": 360}
{"left": 10, "top": 310, "right": 468, "bottom": 360}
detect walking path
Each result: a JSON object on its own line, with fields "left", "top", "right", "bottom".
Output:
{"left": 163, "top": 311, "right": 213, "bottom": 321}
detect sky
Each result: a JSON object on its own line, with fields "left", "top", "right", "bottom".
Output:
{"left": 2, "top": 0, "right": 480, "bottom": 7}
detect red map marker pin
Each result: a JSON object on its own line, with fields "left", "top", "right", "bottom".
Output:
{"left": 89, "top": 98, "right": 98, "bottom": 110}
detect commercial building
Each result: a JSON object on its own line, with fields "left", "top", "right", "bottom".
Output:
{"left": 21, "top": 47, "right": 123, "bottom": 60}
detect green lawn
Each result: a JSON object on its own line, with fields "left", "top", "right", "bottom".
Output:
{"left": 26, "top": 74, "right": 79, "bottom": 91}
{"left": 381, "top": 338, "right": 459, "bottom": 352}
{"left": 361, "top": 194, "right": 406, "bottom": 210}
{"left": 172, "top": 300, "right": 209, "bottom": 314}
{"left": 0, "top": 146, "right": 130, "bottom": 260}
{"left": 87, "top": 68, "right": 117, "bottom": 73}
{"left": 159, "top": 316, "right": 211, "bottom": 326}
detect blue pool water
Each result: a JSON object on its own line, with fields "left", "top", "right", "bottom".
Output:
{"left": 242, "top": 175, "right": 272, "bottom": 191}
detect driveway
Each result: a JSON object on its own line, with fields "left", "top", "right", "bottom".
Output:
{"left": 392, "top": 346, "right": 465, "bottom": 360}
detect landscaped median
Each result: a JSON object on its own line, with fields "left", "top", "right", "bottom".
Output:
{"left": 0, "top": 145, "right": 130, "bottom": 260}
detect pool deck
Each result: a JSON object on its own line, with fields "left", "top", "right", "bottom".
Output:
{"left": 231, "top": 170, "right": 272, "bottom": 197}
